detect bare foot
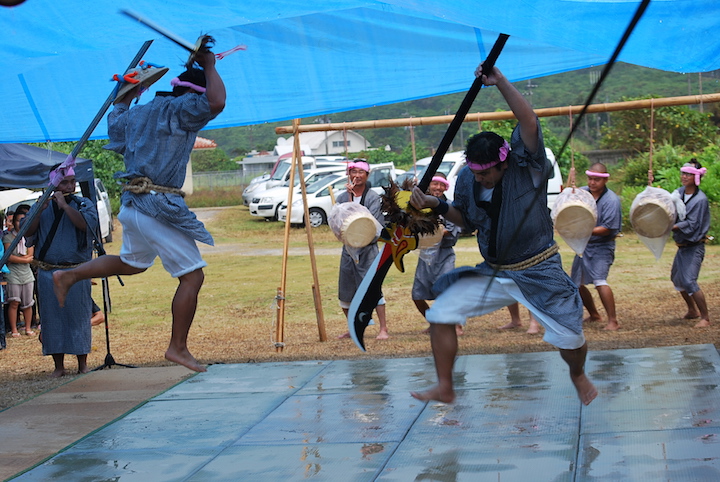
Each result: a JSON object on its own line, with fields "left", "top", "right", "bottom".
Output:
{"left": 583, "top": 315, "right": 602, "bottom": 323}
{"left": 571, "top": 374, "right": 597, "bottom": 406}
{"left": 526, "top": 322, "right": 541, "bottom": 335}
{"left": 683, "top": 311, "right": 700, "bottom": 320}
{"left": 603, "top": 321, "right": 620, "bottom": 331}
{"left": 337, "top": 332, "right": 351, "bottom": 339}
{"left": 165, "top": 347, "right": 207, "bottom": 373}
{"left": 455, "top": 325, "right": 464, "bottom": 336}
{"left": 376, "top": 330, "right": 389, "bottom": 340}
{"left": 52, "top": 270, "right": 74, "bottom": 308}
{"left": 78, "top": 366, "right": 90, "bottom": 374}
{"left": 410, "top": 385, "right": 455, "bottom": 403}
{"left": 50, "top": 368, "right": 66, "bottom": 378}
{"left": 498, "top": 321, "right": 521, "bottom": 330}
{"left": 694, "top": 319, "right": 711, "bottom": 328}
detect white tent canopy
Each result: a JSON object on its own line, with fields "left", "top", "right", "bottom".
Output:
{"left": 1, "top": 0, "right": 718, "bottom": 143}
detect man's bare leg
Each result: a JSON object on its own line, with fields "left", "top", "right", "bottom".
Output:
{"left": 77, "top": 354, "right": 89, "bottom": 374}
{"left": 411, "top": 323, "right": 457, "bottom": 403}
{"left": 559, "top": 342, "right": 597, "bottom": 405}
{"left": 375, "top": 304, "right": 389, "bottom": 340}
{"left": 526, "top": 311, "right": 541, "bottom": 334}
{"left": 51, "top": 354, "right": 66, "bottom": 378}
{"left": 579, "top": 285, "right": 602, "bottom": 323}
{"left": 692, "top": 289, "right": 710, "bottom": 327}
{"left": 596, "top": 285, "right": 620, "bottom": 331}
{"left": 498, "top": 302, "right": 522, "bottom": 329}
{"left": 680, "top": 291, "right": 700, "bottom": 319}
{"left": 54, "top": 255, "right": 146, "bottom": 307}
{"left": 165, "top": 269, "right": 206, "bottom": 372}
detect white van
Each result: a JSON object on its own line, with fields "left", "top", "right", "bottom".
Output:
{"left": 411, "top": 148, "right": 563, "bottom": 209}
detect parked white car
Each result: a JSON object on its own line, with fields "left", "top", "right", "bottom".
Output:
{"left": 248, "top": 165, "right": 348, "bottom": 220}
{"left": 242, "top": 156, "right": 348, "bottom": 206}
{"left": 277, "top": 162, "right": 403, "bottom": 227}
{"left": 409, "top": 148, "right": 562, "bottom": 209}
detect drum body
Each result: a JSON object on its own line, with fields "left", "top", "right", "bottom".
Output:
{"left": 329, "top": 202, "right": 382, "bottom": 248}
{"left": 551, "top": 187, "right": 597, "bottom": 256}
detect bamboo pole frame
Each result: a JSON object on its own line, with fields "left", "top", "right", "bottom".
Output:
{"left": 275, "top": 93, "right": 720, "bottom": 135}
{"left": 275, "top": 119, "right": 328, "bottom": 351}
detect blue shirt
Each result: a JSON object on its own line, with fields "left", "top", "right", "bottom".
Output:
{"left": 105, "top": 93, "right": 218, "bottom": 245}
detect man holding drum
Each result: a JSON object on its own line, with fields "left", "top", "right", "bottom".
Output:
{"left": 409, "top": 64, "right": 596, "bottom": 406}
{"left": 671, "top": 159, "right": 711, "bottom": 328}
{"left": 336, "top": 160, "right": 390, "bottom": 340}
{"left": 570, "top": 163, "right": 622, "bottom": 331}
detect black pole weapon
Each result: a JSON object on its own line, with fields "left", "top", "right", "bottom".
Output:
{"left": 0, "top": 40, "right": 154, "bottom": 270}
{"left": 347, "top": 33, "right": 509, "bottom": 351}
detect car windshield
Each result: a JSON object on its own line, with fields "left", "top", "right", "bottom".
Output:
{"left": 307, "top": 174, "right": 342, "bottom": 194}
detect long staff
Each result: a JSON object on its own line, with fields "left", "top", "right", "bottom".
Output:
{"left": 478, "top": 0, "right": 651, "bottom": 308}
{"left": 347, "top": 33, "right": 509, "bottom": 351}
{"left": 0, "top": 40, "right": 154, "bottom": 269}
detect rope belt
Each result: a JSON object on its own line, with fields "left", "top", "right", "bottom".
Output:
{"left": 123, "top": 177, "right": 185, "bottom": 197}
{"left": 487, "top": 243, "right": 560, "bottom": 271}
{"left": 676, "top": 239, "right": 707, "bottom": 248}
{"left": 32, "top": 260, "right": 82, "bottom": 271}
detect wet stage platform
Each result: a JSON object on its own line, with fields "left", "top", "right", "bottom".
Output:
{"left": 9, "top": 344, "right": 720, "bottom": 481}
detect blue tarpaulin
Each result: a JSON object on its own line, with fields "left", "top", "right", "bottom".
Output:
{"left": 1, "top": 0, "right": 718, "bottom": 143}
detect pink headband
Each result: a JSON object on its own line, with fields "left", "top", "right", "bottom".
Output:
{"left": 681, "top": 165, "right": 707, "bottom": 186}
{"left": 585, "top": 170, "right": 610, "bottom": 178}
{"left": 465, "top": 141, "right": 510, "bottom": 171}
{"left": 347, "top": 161, "right": 370, "bottom": 173}
{"left": 49, "top": 154, "right": 76, "bottom": 187}
{"left": 170, "top": 77, "right": 206, "bottom": 93}
{"left": 431, "top": 176, "right": 450, "bottom": 189}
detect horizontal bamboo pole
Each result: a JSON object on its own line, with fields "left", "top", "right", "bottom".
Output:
{"left": 275, "top": 92, "right": 720, "bottom": 134}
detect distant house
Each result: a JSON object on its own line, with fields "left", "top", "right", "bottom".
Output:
{"left": 184, "top": 136, "right": 218, "bottom": 195}
{"left": 275, "top": 130, "right": 370, "bottom": 156}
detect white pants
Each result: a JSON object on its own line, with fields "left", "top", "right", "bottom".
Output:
{"left": 426, "top": 275, "right": 585, "bottom": 350}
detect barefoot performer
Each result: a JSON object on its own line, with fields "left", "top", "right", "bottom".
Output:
{"left": 671, "top": 159, "right": 711, "bottom": 327}
{"left": 570, "top": 163, "right": 622, "bottom": 331}
{"left": 24, "top": 168, "right": 99, "bottom": 377}
{"left": 54, "top": 37, "right": 226, "bottom": 372}
{"left": 408, "top": 63, "right": 597, "bottom": 406}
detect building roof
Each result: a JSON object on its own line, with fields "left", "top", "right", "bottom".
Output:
{"left": 193, "top": 137, "right": 217, "bottom": 150}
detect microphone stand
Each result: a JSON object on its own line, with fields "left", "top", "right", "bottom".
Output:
{"left": 91, "top": 238, "right": 135, "bottom": 371}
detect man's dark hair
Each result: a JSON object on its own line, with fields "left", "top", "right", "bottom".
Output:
{"left": 689, "top": 158, "right": 703, "bottom": 169}
{"left": 15, "top": 204, "right": 31, "bottom": 216}
{"left": 173, "top": 68, "right": 206, "bottom": 96}
{"left": 465, "top": 131, "right": 505, "bottom": 169}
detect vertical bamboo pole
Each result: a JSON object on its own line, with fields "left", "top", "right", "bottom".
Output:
{"left": 409, "top": 118, "right": 417, "bottom": 172}
{"left": 293, "top": 120, "right": 327, "bottom": 341}
{"left": 275, "top": 125, "right": 302, "bottom": 352}
{"left": 648, "top": 100, "right": 655, "bottom": 186}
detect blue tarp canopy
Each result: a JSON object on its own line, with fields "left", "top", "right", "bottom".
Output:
{"left": 1, "top": 0, "right": 718, "bottom": 143}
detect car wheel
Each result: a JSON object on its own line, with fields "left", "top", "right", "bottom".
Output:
{"left": 307, "top": 208, "right": 326, "bottom": 227}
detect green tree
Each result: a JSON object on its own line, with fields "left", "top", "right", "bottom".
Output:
{"left": 190, "top": 148, "right": 238, "bottom": 171}
{"left": 600, "top": 96, "right": 718, "bottom": 153}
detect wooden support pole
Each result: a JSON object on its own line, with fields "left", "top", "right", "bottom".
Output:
{"left": 275, "top": 93, "right": 720, "bottom": 135}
